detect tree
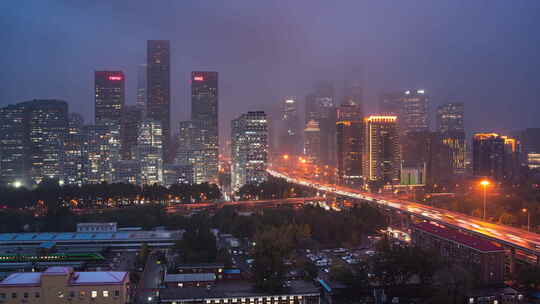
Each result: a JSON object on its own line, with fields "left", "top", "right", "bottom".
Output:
{"left": 252, "top": 227, "right": 293, "bottom": 292}
{"left": 138, "top": 243, "right": 149, "bottom": 266}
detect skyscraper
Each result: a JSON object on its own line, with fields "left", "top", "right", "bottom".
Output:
{"left": 137, "top": 119, "right": 163, "bottom": 185}
{"left": 472, "top": 133, "right": 519, "bottom": 181}
{"left": 83, "top": 124, "right": 120, "bottom": 184}
{"left": 336, "top": 101, "right": 363, "bottom": 185}
{"left": 304, "top": 120, "right": 322, "bottom": 164}
{"left": 121, "top": 105, "right": 143, "bottom": 160}
{"left": 64, "top": 113, "right": 85, "bottom": 185}
{"left": 95, "top": 71, "right": 125, "bottom": 127}
{"left": 191, "top": 71, "right": 219, "bottom": 184}
{"left": 24, "top": 99, "right": 68, "bottom": 184}
{"left": 175, "top": 120, "right": 201, "bottom": 184}
{"left": 0, "top": 100, "right": 68, "bottom": 185}
{"left": 363, "top": 116, "right": 400, "bottom": 184}
{"left": 305, "top": 82, "right": 337, "bottom": 166}
{"left": 147, "top": 40, "right": 171, "bottom": 161}
{"left": 379, "top": 89, "right": 429, "bottom": 135}
{"left": 231, "top": 111, "right": 268, "bottom": 192}
{"left": 0, "top": 103, "right": 29, "bottom": 186}
{"left": 136, "top": 64, "right": 147, "bottom": 113}
{"left": 437, "top": 103, "right": 466, "bottom": 174}
{"left": 519, "top": 128, "right": 540, "bottom": 169}
{"left": 280, "top": 97, "right": 301, "bottom": 156}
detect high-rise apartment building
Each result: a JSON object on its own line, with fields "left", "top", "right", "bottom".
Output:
{"left": 191, "top": 71, "right": 219, "bottom": 184}
{"left": 64, "top": 113, "right": 85, "bottom": 185}
{"left": 280, "top": 97, "right": 301, "bottom": 156}
{"left": 473, "top": 133, "right": 519, "bottom": 181}
{"left": 437, "top": 103, "right": 466, "bottom": 174}
{"left": 363, "top": 116, "right": 400, "bottom": 184}
{"left": 147, "top": 40, "right": 171, "bottom": 161}
{"left": 121, "top": 105, "right": 143, "bottom": 160}
{"left": 304, "top": 120, "right": 322, "bottom": 164}
{"left": 305, "top": 82, "right": 337, "bottom": 166}
{"left": 95, "top": 71, "right": 125, "bottom": 127}
{"left": 336, "top": 101, "right": 363, "bottom": 185}
{"left": 230, "top": 111, "right": 268, "bottom": 192}
{"left": 137, "top": 119, "right": 163, "bottom": 185}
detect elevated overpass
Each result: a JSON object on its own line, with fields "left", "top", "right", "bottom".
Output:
{"left": 165, "top": 197, "right": 327, "bottom": 213}
{"left": 267, "top": 168, "right": 540, "bottom": 264}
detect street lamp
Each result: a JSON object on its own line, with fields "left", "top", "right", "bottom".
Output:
{"left": 480, "top": 180, "right": 490, "bottom": 220}
{"left": 522, "top": 208, "right": 531, "bottom": 232}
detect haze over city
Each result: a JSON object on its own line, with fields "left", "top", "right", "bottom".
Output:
{"left": 2, "top": 0, "right": 540, "bottom": 138}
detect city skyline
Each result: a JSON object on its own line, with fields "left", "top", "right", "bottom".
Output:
{"left": 2, "top": 1, "right": 540, "bottom": 141}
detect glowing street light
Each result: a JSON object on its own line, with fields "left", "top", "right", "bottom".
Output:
{"left": 480, "top": 180, "right": 490, "bottom": 220}
{"left": 283, "top": 154, "right": 289, "bottom": 160}
{"left": 522, "top": 208, "right": 531, "bottom": 232}
{"left": 13, "top": 181, "right": 22, "bottom": 188}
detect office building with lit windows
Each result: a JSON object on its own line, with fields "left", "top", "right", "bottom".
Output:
{"left": 136, "top": 63, "right": 147, "bottom": 113}
{"left": 473, "top": 133, "right": 519, "bottom": 181}
{"left": 113, "top": 160, "right": 141, "bottom": 184}
{"left": 95, "top": 71, "right": 125, "bottom": 128}
{"left": 0, "top": 103, "right": 30, "bottom": 186}
{"left": 191, "top": 71, "right": 219, "bottom": 184}
{"left": 137, "top": 119, "right": 163, "bottom": 185}
{"left": 231, "top": 111, "right": 268, "bottom": 192}
{"left": 0, "top": 266, "right": 130, "bottom": 304}
{"left": 0, "top": 100, "right": 68, "bottom": 185}
{"left": 303, "top": 120, "right": 322, "bottom": 164}
{"left": 64, "top": 113, "right": 86, "bottom": 185}
{"left": 121, "top": 105, "right": 143, "bottom": 160}
{"left": 437, "top": 103, "right": 466, "bottom": 174}
{"left": 363, "top": 116, "right": 400, "bottom": 184}
{"left": 280, "top": 97, "right": 301, "bottom": 156}
{"left": 519, "top": 128, "right": 540, "bottom": 169}
{"left": 147, "top": 40, "right": 171, "bottom": 161}
{"left": 25, "top": 100, "right": 69, "bottom": 184}
{"left": 379, "top": 89, "right": 428, "bottom": 136}
{"left": 336, "top": 101, "right": 363, "bottom": 185}
{"left": 83, "top": 124, "right": 120, "bottom": 184}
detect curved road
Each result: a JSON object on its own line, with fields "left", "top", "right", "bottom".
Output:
{"left": 268, "top": 168, "right": 540, "bottom": 257}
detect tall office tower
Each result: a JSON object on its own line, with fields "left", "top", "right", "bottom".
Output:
{"left": 401, "top": 131, "right": 453, "bottom": 187}
{"left": 519, "top": 128, "right": 540, "bottom": 169}
{"left": 437, "top": 103, "right": 466, "bottom": 174}
{"left": 0, "top": 103, "right": 29, "bottom": 186}
{"left": 23, "top": 100, "right": 69, "bottom": 184}
{"left": 137, "top": 119, "right": 163, "bottom": 185}
{"left": 136, "top": 64, "right": 147, "bottom": 113}
{"left": 191, "top": 71, "right": 219, "bottom": 184}
{"left": 304, "top": 120, "right": 322, "bottom": 164}
{"left": 147, "top": 40, "right": 171, "bottom": 161}
{"left": 336, "top": 101, "right": 363, "bottom": 185}
{"left": 363, "top": 116, "right": 400, "bottom": 184}
{"left": 230, "top": 111, "right": 268, "bottom": 192}
{"left": 473, "top": 133, "right": 519, "bottom": 181}
{"left": 305, "top": 82, "right": 337, "bottom": 166}
{"left": 83, "top": 124, "right": 120, "bottom": 184}
{"left": 280, "top": 97, "right": 301, "bottom": 156}
{"left": 121, "top": 105, "right": 143, "bottom": 160}
{"left": 175, "top": 120, "right": 200, "bottom": 184}
{"left": 64, "top": 113, "right": 86, "bottom": 185}
{"left": 379, "top": 89, "right": 429, "bottom": 135}
{"left": 95, "top": 71, "right": 125, "bottom": 126}
{"left": 401, "top": 89, "right": 429, "bottom": 134}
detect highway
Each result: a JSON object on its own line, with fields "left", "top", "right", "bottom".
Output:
{"left": 164, "top": 197, "right": 326, "bottom": 213}
{"left": 267, "top": 167, "right": 540, "bottom": 258}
